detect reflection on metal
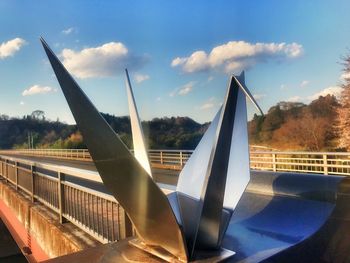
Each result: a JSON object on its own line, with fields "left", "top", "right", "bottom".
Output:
{"left": 223, "top": 73, "right": 250, "bottom": 210}
{"left": 176, "top": 72, "right": 261, "bottom": 257}
{"left": 124, "top": 69, "right": 152, "bottom": 176}
{"left": 192, "top": 76, "right": 242, "bottom": 253}
{"left": 40, "top": 38, "right": 188, "bottom": 262}
{"left": 176, "top": 109, "right": 221, "bottom": 200}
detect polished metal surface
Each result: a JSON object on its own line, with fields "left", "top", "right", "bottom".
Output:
{"left": 192, "top": 76, "right": 241, "bottom": 253}
{"left": 125, "top": 69, "right": 152, "bottom": 176}
{"left": 40, "top": 38, "right": 188, "bottom": 262}
{"left": 176, "top": 72, "right": 261, "bottom": 258}
{"left": 223, "top": 73, "right": 250, "bottom": 210}
{"left": 176, "top": 109, "right": 221, "bottom": 200}
{"left": 222, "top": 171, "right": 343, "bottom": 263}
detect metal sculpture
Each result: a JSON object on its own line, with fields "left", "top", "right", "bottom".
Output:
{"left": 40, "top": 38, "right": 188, "bottom": 262}
{"left": 40, "top": 37, "right": 262, "bottom": 262}
{"left": 41, "top": 37, "right": 343, "bottom": 263}
{"left": 124, "top": 69, "right": 152, "bottom": 176}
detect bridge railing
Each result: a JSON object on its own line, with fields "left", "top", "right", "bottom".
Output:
{"left": 2, "top": 148, "right": 350, "bottom": 176}
{"left": 0, "top": 155, "right": 132, "bottom": 244}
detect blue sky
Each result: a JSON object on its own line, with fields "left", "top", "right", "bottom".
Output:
{"left": 1, "top": 0, "right": 350, "bottom": 124}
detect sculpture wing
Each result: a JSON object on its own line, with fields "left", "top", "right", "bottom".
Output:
{"left": 40, "top": 38, "right": 188, "bottom": 261}
{"left": 125, "top": 69, "right": 152, "bottom": 176}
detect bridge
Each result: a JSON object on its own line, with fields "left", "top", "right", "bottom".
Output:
{"left": 0, "top": 148, "right": 350, "bottom": 262}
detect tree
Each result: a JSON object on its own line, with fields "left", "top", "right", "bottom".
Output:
{"left": 31, "top": 110, "right": 45, "bottom": 120}
{"left": 337, "top": 55, "right": 350, "bottom": 150}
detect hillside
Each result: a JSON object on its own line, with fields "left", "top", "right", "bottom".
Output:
{"left": 0, "top": 94, "right": 341, "bottom": 151}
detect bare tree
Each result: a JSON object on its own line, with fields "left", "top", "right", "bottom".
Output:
{"left": 337, "top": 55, "right": 350, "bottom": 150}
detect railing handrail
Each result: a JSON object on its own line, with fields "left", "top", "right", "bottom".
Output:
{"left": 2, "top": 148, "right": 350, "bottom": 176}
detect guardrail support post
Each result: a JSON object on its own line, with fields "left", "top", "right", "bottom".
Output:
{"left": 160, "top": 151, "right": 163, "bottom": 164}
{"left": 5, "top": 160, "right": 8, "bottom": 183}
{"left": 119, "top": 208, "right": 133, "bottom": 239}
{"left": 272, "top": 153, "right": 277, "bottom": 172}
{"left": 180, "top": 151, "right": 183, "bottom": 167}
{"left": 58, "top": 171, "right": 66, "bottom": 224}
{"left": 30, "top": 165, "right": 35, "bottom": 202}
{"left": 323, "top": 154, "right": 328, "bottom": 175}
{"left": 15, "top": 161, "right": 18, "bottom": 190}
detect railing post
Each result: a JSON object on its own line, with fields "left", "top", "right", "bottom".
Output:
{"left": 15, "top": 161, "right": 18, "bottom": 190}
{"left": 5, "top": 159, "right": 8, "bottom": 183}
{"left": 160, "top": 151, "right": 163, "bottom": 164}
{"left": 323, "top": 154, "right": 328, "bottom": 175}
{"left": 272, "top": 153, "right": 277, "bottom": 172}
{"left": 58, "top": 171, "right": 66, "bottom": 224}
{"left": 180, "top": 151, "right": 183, "bottom": 167}
{"left": 30, "top": 165, "right": 35, "bottom": 202}
{"left": 119, "top": 206, "right": 133, "bottom": 239}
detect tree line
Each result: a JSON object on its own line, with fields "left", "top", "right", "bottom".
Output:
{"left": 1, "top": 55, "right": 350, "bottom": 152}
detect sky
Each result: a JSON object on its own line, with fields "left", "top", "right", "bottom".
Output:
{"left": 1, "top": 0, "right": 350, "bottom": 124}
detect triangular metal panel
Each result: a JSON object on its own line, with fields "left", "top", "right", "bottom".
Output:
{"left": 40, "top": 38, "right": 188, "bottom": 262}
{"left": 125, "top": 69, "right": 152, "bottom": 176}
{"left": 191, "top": 76, "right": 241, "bottom": 254}
{"left": 176, "top": 108, "right": 221, "bottom": 199}
{"left": 223, "top": 74, "right": 250, "bottom": 210}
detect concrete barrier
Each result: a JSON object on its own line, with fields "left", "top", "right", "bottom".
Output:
{"left": 0, "top": 180, "right": 100, "bottom": 261}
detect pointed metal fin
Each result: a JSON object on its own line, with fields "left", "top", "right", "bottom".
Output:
{"left": 176, "top": 73, "right": 260, "bottom": 258}
{"left": 190, "top": 76, "right": 241, "bottom": 253}
{"left": 125, "top": 69, "right": 152, "bottom": 176}
{"left": 40, "top": 38, "right": 188, "bottom": 261}
{"left": 223, "top": 74, "right": 251, "bottom": 210}
{"left": 236, "top": 71, "right": 264, "bottom": 115}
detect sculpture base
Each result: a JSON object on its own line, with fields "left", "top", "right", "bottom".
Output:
{"left": 129, "top": 238, "right": 235, "bottom": 263}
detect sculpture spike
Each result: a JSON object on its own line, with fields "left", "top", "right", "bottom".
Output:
{"left": 191, "top": 76, "right": 241, "bottom": 254}
{"left": 176, "top": 74, "right": 262, "bottom": 259}
{"left": 124, "top": 69, "right": 152, "bottom": 176}
{"left": 236, "top": 71, "right": 263, "bottom": 115}
{"left": 40, "top": 38, "right": 188, "bottom": 262}
{"left": 223, "top": 73, "right": 251, "bottom": 210}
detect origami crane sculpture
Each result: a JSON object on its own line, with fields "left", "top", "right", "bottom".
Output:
{"left": 40, "top": 37, "right": 346, "bottom": 263}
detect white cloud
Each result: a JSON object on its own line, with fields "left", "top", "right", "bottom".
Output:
{"left": 280, "top": 84, "right": 287, "bottom": 90}
{"left": 20, "top": 101, "right": 24, "bottom": 105}
{"left": 340, "top": 72, "right": 350, "bottom": 80}
{"left": 22, "top": 85, "right": 57, "bottom": 96}
{"left": 134, "top": 73, "right": 150, "bottom": 83}
{"left": 0, "top": 38, "right": 26, "bottom": 59}
{"left": 285, "top": 86, "right": 342, "bottom": 103}
{"left": 308, "top": 86, "right": 342, "bottom": 100}
{"left": 178, "top": 81, "right": 195, "bottom": 95}
{"left": 300, "top": 80, "right": 309, "bottom": 87}
{"left": 171, "top": 40, "right": 303, "bottom": 73}
{"left": 207, "top": 76, "right": 214, "bottom": 82}
{"left": 253, "top": 94, "right": 266, "bottom": 101}
{"left": 60, "top": 42, "right": 147, "bottom": 78}
{"left": 156, "top": 97, "right": 161, "bottom": 101}
{"left": 62, "top": 27, "right": 76, "bottom": 35}
{"left": 199, "top": 97, "right": 216, "bottom": 110}
{"left": 170, "top": 81, "right": 196, "bottom": 97}
{"left": 286, "top": 96, "right": 302, "bottom": 102}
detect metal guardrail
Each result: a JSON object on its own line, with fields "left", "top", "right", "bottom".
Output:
{"left": 0, "top": 155, "right": 132, "bottom": 244}
{"left": 2, "top": 148, "right": 350, "bottom": 176}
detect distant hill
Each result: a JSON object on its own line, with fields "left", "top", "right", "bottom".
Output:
{"left": 248, "top": 94, "right": 340, "bottom": 151}
{"left": 0, "top": 112, "right": 208, "bottom": 150}
{"left": 0, "top": 94, "right": 341, "bottom": 151}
